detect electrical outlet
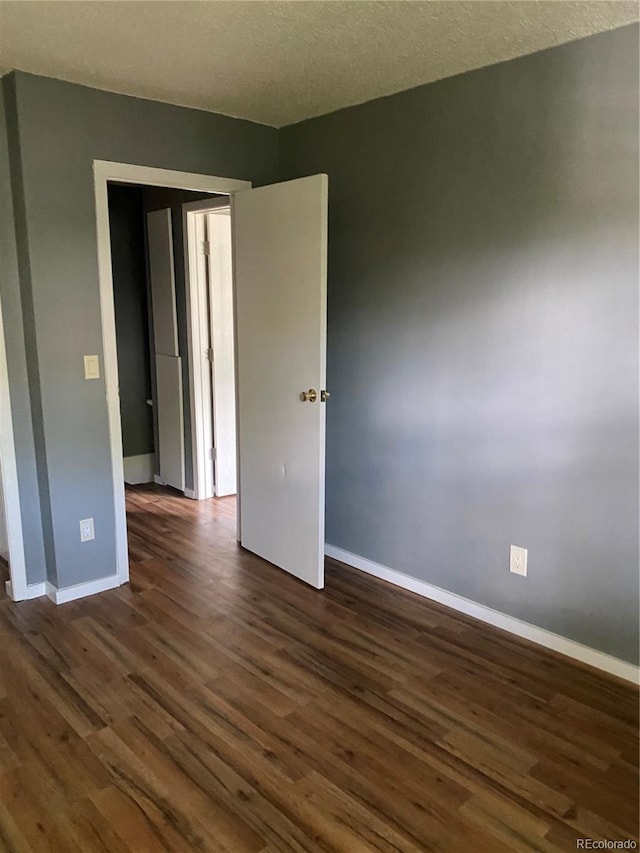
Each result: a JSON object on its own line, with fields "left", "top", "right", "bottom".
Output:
{"left": 510, "top": 544, "right": 527, "bottom": 577}
{"left": 80, "top": 518, "right": 95, "bottom": 542}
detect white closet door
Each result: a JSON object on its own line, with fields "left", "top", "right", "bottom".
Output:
{"left": 147, "top": 208, "right": 184, "bottom": 490}
{"left": 155, "top": 354, "right": 185, "bottom": 491}
{"left": 147, "top": 209, "right": 179, "bottom": 356}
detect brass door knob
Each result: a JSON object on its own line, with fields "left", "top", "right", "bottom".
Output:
{"left": 300, "top": 388, "right": 317, "bottom": 402}
{"left": 320, "top": 390, "right": 330, "bottom": 402}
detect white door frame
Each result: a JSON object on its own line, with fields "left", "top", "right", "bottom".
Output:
{"left": 0, "top": 295, "right": 30, "bottom": 601}
{"left": 183, "top": 197, "right": 234, "bottom": 500}
{"left": 93, "top": 161, "right": 250, "bottom": 586}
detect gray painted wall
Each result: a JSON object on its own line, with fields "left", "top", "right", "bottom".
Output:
{"left": 280, "top": 25, "right": 639, "bottom": 663}
{"left": 108, "top": 184, "right": 154, "bottom": 459}
{"left": 0, "top": 78, "right": 47, "bottom": 585}
{"left": 8, "top": 71, "right": 278, "bottom": 589}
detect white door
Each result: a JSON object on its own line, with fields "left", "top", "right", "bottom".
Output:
{"left": 147, "top": 209, "right": 179, "bottom": 357}
{"left": 206, "top": 210, "right": 237, "bottom": 497}
{"left": 155, "top": 354, "right": 185, "bottom": 491}
{"left": 147, "top": 209, "right": 185, "bottom": 491}
{"left": 233, "top": 175, "right": 328, "bottom": 589}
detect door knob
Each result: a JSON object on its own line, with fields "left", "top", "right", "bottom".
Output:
{"left": 320, "top": 390, "right": 330, "bottom": 402}
{"left": 300, "top": 388, "right": 317, "bottom": 402}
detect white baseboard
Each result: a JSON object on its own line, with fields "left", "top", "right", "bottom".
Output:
{"left": 46, "top": 573, "right": 122, "bottom": 605}
{"left": 153, "top": 474, "right": 165, "bottom": 486}
{"left": 123, "top": 453, "right": 154, "bottom": 485}
{"left": 184, "top": 488, "right": 197, "bottom": 499}
{"left": 4, "top": 580, "right": 47, "bottom": 601}
{"left": 325, "top": 545, "right": 639, "bottom": 686}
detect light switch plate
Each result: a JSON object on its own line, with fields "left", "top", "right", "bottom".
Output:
{"left": 84, "top": 354, "right": 100, "bottom": 380}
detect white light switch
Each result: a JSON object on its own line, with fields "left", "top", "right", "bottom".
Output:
{"left": 84, "top": 355, "right": 100, "bottom": 380}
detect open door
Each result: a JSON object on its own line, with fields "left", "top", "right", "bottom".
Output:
{"left": 233, "top": 175, "right": 328, "bottom": 589}
{"left": 147, "top": 208, "right": 185, "bottom": 492}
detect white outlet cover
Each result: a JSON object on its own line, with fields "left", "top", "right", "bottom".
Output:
{"left": 510, "top": 544, "right": 527, "bottom": 577}
{"left": 84, "top": 354, "right": 100, "bottom": 380}
{"left": 80, "top": 517, "right": 95, "bottom": 542}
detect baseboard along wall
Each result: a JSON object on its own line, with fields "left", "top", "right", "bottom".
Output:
{"left": 4, "top": 580, "right": 47, "bottom": 601}
{"left": 6, "top": 575, "right": 123, "bottom": 605}
{"left": 325, "top": 545, "right": 639, "bottom": 685}
{"left": 46, "top": 574, "right": 122, "bottom": 605}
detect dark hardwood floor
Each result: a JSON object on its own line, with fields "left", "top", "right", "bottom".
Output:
{"left": 0, "top": 484, "right": 637, "bottom": 851}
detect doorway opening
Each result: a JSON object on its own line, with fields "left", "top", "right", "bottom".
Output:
{"left": 95, "top": 161, "right": 328, "bottom": 594}
{"left": 106, "top": 180, "right": 239, "bottom": 570}
{"left": 95, "top": 161, "right": 250, "bottom": 588}
{"left": 183, "top": 197, "right": 237, "bottom": 500}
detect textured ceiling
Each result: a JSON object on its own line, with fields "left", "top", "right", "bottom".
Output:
{"left": 0, "top": 1, "right": 637, "bottom": 127}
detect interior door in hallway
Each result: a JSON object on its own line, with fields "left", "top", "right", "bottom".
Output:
{"left": 147, "top": 207, "right": 185, "bottom": 492}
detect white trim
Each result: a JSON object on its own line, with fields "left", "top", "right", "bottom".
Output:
{"left": 93, "top": 160, "right": 250, "bottom": 593}
{"left": 46, "top": 573, "right": 121, "bottom": 605}
{"left": 0, "top": 294, "right": 29, "bottom": 601}
{"left": 206, "top": 206, "right": 236, "bottom": 497}
{"left": 230, "top": 194, "right": 242, "bottom": 543}
{"left": 4, "top": 580, "right": 46, "bottom": 600}
{"left": 184, "top": 488, "right": 197, "bottom": 499}
{"left": 94, "top": 164, "right": 129, "bottom": 588}
{"left": 153, "top": 474, "right": 166, "bottom": 486}
{"left": 183, "top": 193, "right": 248, "bottom": 501}
{"left": 123, "top": 453, "right": 154, "bottom": 485}
{"left": 325, "top": 545, "right": 640, "bottom": 686}
{"left": 94, "top": 162, "right": 249, "bottom": 195}
{"left": 184, "top": 209, "right": 212, "bottom": 499}
{"left": 183, "top": 197, "right": 232, "bottom": 215}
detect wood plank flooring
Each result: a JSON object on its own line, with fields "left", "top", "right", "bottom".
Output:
{"left": 0, "top": 483, "right": 637, "bottom": 851}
